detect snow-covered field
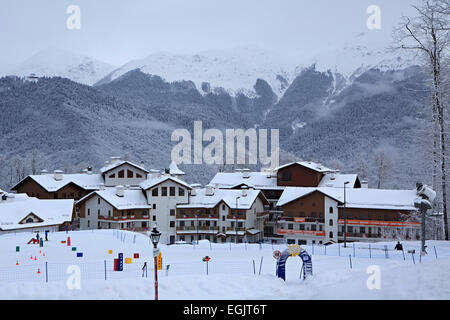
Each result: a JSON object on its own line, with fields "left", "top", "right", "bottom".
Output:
{"left": 1, "top": 229, "right": 449, "bottom": 300}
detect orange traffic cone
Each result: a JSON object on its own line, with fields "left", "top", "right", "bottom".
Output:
{"left": 37, "top": 268, "right": 41, "bottom": 274}
{"left": 43, "top": 253, "right": 45, "bottom": 257}
{"left": 16, "top": 260, "right": 19, "bottom": 266}
{"left": 34, "top": 256, "right": 37, "bottom": 260}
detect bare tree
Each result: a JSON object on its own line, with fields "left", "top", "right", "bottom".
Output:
{"left": 393, "top": 0, "right": 450, "bottom": 239}
{"left": 374, "top": 145, "right": 395, "bottom": 189}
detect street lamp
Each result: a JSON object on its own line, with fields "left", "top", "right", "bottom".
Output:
{"left": 235, "top": 196, "right": 241, "bottom": 244}
{"left": 343, "top": 181, "right": 350, "bottom": 248}
{"left": 150, "top": 225, "right": 161, "bottom": 300}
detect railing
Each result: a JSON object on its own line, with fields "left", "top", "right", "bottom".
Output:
{"left": 99, "top": 214, "right": 150, "bottom": 221}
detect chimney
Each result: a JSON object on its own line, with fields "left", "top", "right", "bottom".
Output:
{"left": 54, "top": 170, "right": 63, "bottom": 181}
{"left": 150, "top": 169, "right": 161, "bottom": 179}
{"left": 115, "top": 185, "right": 125, "bottom": 197}
{"left": 140, "top": 161, "right": 145, "bottom": 169}
{"left": 99, "top": 183, "right": 105, "bottom": 191}
{"left": 242, "top": 169, "right": 250, "bottom": 179}
{"left": 40, "top": 169, "right": 48, "bottom": 175}
{"left": 241, "top": 186, "right": 248, "bottom": 197}
{"left": 361, "top": 180, "right": 368, "bottom": 188}
{"left": 190, "top": 184, "right": 202, "bottom": 196}
{"left": 205, "top": 185, "right": 214, "bottom": 196}
{"left": 86, "top": 166, "right": 93, "bottom": 175}
{"left": 110, "top": 157, "right": 121, "bottom": 165}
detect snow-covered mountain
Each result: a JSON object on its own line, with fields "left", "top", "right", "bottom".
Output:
{"left": 98, "top": 46, "right": 296, "bottom": 97}
{"left": 8, "top": 48, "right": 116, "bottom": 86}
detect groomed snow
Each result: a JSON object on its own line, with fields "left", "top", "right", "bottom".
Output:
{"left": 0, "top": 230, "right": 449, "bottom": 299}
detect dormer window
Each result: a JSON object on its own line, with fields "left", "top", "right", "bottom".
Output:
{"left": 127, "top": 170, "right": 133, "bottom": 178}
{"left": 109, "top": 173, "right": 116, "bottom": 178}
{"left": 118, "top": 170, "right": 125, "bottom": 178}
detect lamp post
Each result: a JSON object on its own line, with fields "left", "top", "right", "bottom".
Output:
{"left": 343, "top": 181, "right": 350, "bottom": 248}
{"left": 150, "top": 225, "right": 161, "bottom": 300}
{"left": 235, "top": 196, "right": 241, "bottom": 244}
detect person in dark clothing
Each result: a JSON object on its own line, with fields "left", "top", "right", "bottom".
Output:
{"left": 36, "top": 232, "right": 40, "bottom": 241}
{"left": 394, "top": 241, "right": 403, "bottom": 251}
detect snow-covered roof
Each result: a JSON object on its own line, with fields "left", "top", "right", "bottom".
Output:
{"left": 209, "top": 171, "right": 282, "bottom": 190}
{"left": 169, "top": 161, "right": 185, "bottom": 175}
{"left": 100, "top": 160, "right": 149, "bottom": 175}
{"left": 275, "top": 161, "right": 335, "bottom": 173}
{"left": 177, "top": 188, "right": 265, "bottom": 210}
{"left": 12, "top": 173, "right": 104, "bottom": 192}
{"left": 0, "top": 194, "right": 74, "bottom": 231}
{"left": 277, "top": 187, "right": 419, "bottom": 211}
{"left": 139, "top": 175, "right": 191, "bottom": 190}
{"left": 77, "top": 188, "right": 151, "bottom": 210}
{"left": 318, "top": 173, "right": 359, "bottom": 188}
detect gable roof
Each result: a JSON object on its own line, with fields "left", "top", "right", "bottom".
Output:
{"left": 275, "top": 161, "right": 335, "bottom": 173}
{"left": 100, "top": 160, "right": 149, "bottom": 175}
{"left": 139, "top": 175, "right": 191, "bottom": 190}
{"left": 11, "top": 173, "right": 104, "bottom": 192}
{"left": 177, "top": 188, "right": 267, "bottom": 209}
{"left": 77, "top": 187, "right": 151, "bottom": 210}
{"left": 169, "top": 161, "right": 185, "bottom": 175}
{"left": 0, "top": 194, "right": 74, "bottom": 231}
{"left": 318, "top": 173, "right": 360, "bottom": 188}
{"left": 277, "top": 187, "right": 419, "bottom": 211}
{"left": 209, "top": 171, "right": 282, "bottom": 190}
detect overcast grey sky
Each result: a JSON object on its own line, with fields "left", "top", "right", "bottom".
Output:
{"left": 0, "top": 0, "right": 420, "bottom": 73}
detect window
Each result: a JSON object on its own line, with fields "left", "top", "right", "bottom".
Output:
{"left": 153, "top": 204, "right": 156, "bottom": 209}
{"left": 118, "top": 170, "right": 124, "bottom": 178}
{"left": 299, "top": 212, "right": 305, "bottom": 217}
{"left": 170, "top": 209, "right": 175, "bottom": 216}
{"left": 288, "top": 211, "right": 293, "bottom": 217}
{"left": 360, "top": 214, "right": 366, "bottom": 220}
{"left": 180, "top": 221, "right": 185, "bottom": 227}
{"left": 136, "top": 173, "right": 142, "bottom": 178}
{"left": 109, "top": 173, "right": 116, "bottom": 178}
{"left": 98, "top": 209, "right": 100, "bottom": 216}
{"left": 152, "top": 216, "right": 156, "bottom": 221}
{"left": 329, "top": 207, "right": 333, "bottom": 214}
{"left": 360, "top": 227, "right": 365, "bottom": 233}
{"left": 88, "top": 209, "right": 90, "bottom": 216}
{"left": 311, "top": 212, "right": 317, "bottom": 218}
{"left": 170, "top": 187, "right": 175, "bottom": 196}
{"left": 152, "top": 188, "right": 158, "bottom": 196}
{"left": 312, "top": 202, "right": 316, "bottom": 207}
{"left": 88, "top": 221, "right": 90, "bottom": 228}
{"left": 222, "top": 216, "right": 225, "bottom": 221}
{"left": 127, "top": 170, "right": 133, "bottom": 178}
{"left": 222, "top": 204, "right": 225, "bottom": 210}
{"left": 26, "top": 217, "right": 33, "bottom": 223}
{"left": 329, "top": 219, "right": 333, "bottom": 226}
{"left": 288, "top": 223, "right": 293, "bottom": 230}
{"left": 161, "top": 187, "right": 167, "bottom": 196}
{"left": 299, "top": 224, "right": 305, "bottom": 230}
{"left": 278, "top": 169, "right": 292, "bottom": 181}
{"left": 170, "top": 221, "right": 175, "bottom": 228}
{"left": 179, "top": 188, "right": 185, "bottom": 196}
{"left": 311, "top": 225, "right": 317, "bottom": 231}
{"left": 98, "top": 198, "right": 101, "bottom": 205}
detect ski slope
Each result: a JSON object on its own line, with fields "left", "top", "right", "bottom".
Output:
{"left": 0, "top": 230, "right": 449, "bottom": 300}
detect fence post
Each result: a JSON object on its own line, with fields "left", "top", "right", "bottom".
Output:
{"left": 312, "top": 243, "right": 314, "bottom": 255}
{"left": 324, "top": 245, "right": 327, "bottom": 256}
{"left": 349, "top": 254, "right": 352, "bottom": 269}
{"left": 434, "top": 246, "right": 438, "bottom": 259}
{"left": 259, "top": 256, "right": 263, "bottom": 275}
{"left": 253, "top": 260, "right": 256, "bottom": 275}
{"left": 384, "top": 245, "right": 389, "bottom": 259}
{"left": 338, "top": 243, "right": 340, "bottom": 256}
{"left": 353, "top": 243, "right": 355, "bottom": 257}
{"left": 104, "top": 260, "right": 107, "bottom": 280}
{"left": 402, "top": 249, "right": 405, "bottom": 260}
{"left": 411, "top": 252, "right": 415, "bottom": 264}
{"left": 45, "top": 261, "right": 48, "bottom": 283}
